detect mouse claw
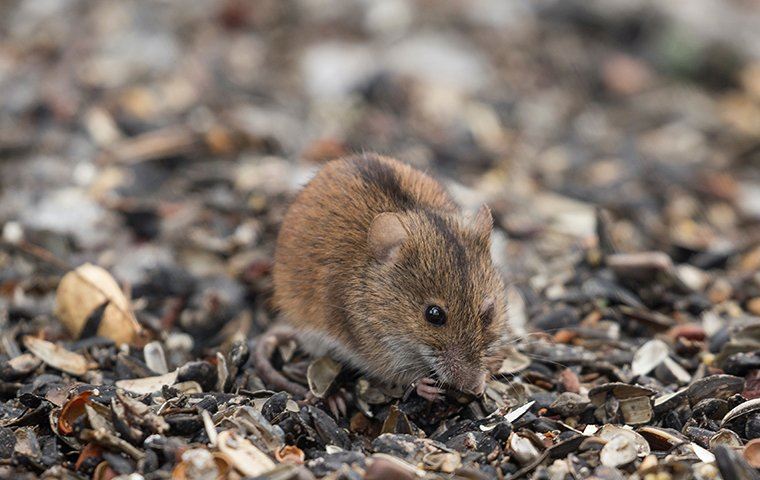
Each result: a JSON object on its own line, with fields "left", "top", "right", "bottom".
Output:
{"left": 327, "top": 396, "right": 340, "bottom": 419}
{"left": 325, "top": 389, "right": 349, "bottom": 419}
{"left": 415, "top": 377, "right": 445, "bottom": 402}
{"left": 336, "top": 394, "right": 347, "bottom": 417}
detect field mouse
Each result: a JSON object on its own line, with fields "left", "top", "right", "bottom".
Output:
{"left": 254, "top": 154, "right": 510, "bottom": 409}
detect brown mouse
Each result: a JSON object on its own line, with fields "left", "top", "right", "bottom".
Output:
{"left": 255, "top": 153, "right": 510, "bottom": 408}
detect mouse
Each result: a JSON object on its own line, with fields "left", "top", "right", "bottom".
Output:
{"left": 254, "top": 153, "right": 510, "bottom": 412}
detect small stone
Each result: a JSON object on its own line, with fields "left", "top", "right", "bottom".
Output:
{"left": 707, "top": 278, "right": 733, "bottom": 304}
{"left": 746, "top": 414, "right": 760, "bottom": 442}
{"left": 1, "top": 221, "right": 23, "bottom": 244}
{"left": 549, "top": 392, "right": 590, "bottom": 417}
{"left": 721, "top": 352, "right": 760, "bottom": 377}
{"left": 737, "top": 182, "right": 760, "bottom": 220}
{"left": 741, "top": 62, "right": 760, "bottom": 101}
{"left": 668, "top": 324, "right": 706, "bottom": 342}
{"left": 507, "top": 432, "right": 541, "bottom": 466}
{"left": 365, "top": 454, "right": 420, "bottom": 480}
{"left": 601, "top": 54, "right": 653, "bottom": 96}
{"left": 744, "top": 370, "right": 760, "bottom": 400}
{"left": 385, "top": 33, "right": 490, "bottom": 93}
{"left": 607, "top": 251, "right": 674, "bottom": 281}
{"left": 747, "top": 297, "right": 760, "bottom": 316}
{"left": 675, "top": 264, "right": 710, "bottom": 292}
{"left": 300, "top": 42, "right": 376, "bottom": 100}
{"left": 559, "top": 368, "right": 580, "bottom": 394}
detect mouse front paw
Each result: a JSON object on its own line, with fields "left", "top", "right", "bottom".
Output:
{"left": 325, "top": 388, "right": 350, "bottom": 418}
{"left": 414, "top": 377, "right": 445, "bottom": 402}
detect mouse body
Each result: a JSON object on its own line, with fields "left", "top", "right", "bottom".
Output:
{"left": 264, "top": 154, "right": 510, "bottom": 401}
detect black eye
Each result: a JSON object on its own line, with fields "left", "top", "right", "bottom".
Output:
{"left": 425, "top": 305, "right": 446, "bottom": 326}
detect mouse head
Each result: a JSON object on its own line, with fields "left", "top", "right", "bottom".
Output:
{"left": 361, "top": 204, "right": 508, "bottom": 395}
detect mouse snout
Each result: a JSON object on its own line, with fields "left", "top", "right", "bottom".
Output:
{"left": 439, "top": 348, "right": 488, "bottom": 395}
{"left": 436, "top": 347, "right": 489, "bottom": 396}
{"left": 448, "top": 365, "right": 488, "bottom": 396}
{"left": 461, "top": 370, "right": 487, "bottom": 396}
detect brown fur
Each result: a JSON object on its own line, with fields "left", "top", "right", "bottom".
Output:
{"left": 272, "top": 154, "right": 509, "bottom": 393}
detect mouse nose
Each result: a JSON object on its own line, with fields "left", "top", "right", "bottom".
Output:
{"left": 462, "top": 370, "right": 487, "bottom": 396}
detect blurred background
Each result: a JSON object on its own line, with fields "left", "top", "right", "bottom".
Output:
{"left": 1, "top": 0, "right": 760, "bottom": 339}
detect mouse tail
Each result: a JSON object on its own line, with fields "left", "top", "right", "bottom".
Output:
{"left": 252, "top": 326, "right": 309, "bottom": 397}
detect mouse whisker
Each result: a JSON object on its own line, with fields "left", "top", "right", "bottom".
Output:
{"left": 489, "top": 339, "right": 566, "bottom": 351}
{"left": 393, "top": 365, "right": 427, "bottom": 380}
{"left": 497, "top": 325, "right": 610, "bottom": 346}
{"left": 484, "top": 335, "right": 575, "bottom": 356}
{"left": 497, "top": 372, "right": 521, "bottom": 397}
{"left": 511, "top": 352, "right": 571, "bottom": 371}
{"left": 387, "top": 363, "right": 431, "bottom": 386}
{"left": 489, "top": 332, "right": 556, "bottom": 347}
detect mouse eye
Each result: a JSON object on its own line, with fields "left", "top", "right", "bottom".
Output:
{"left": 424, "top": 305, "right": 446, "bottom": 326}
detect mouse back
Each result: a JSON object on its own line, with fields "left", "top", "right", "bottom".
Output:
{"left": 273, "top": 153, "right": 456, "bottom": 334}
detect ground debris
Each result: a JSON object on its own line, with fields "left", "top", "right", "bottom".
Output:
{"left": 1, "top": 1, "right": 760, "bottom": 479}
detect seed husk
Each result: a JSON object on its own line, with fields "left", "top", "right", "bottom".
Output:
{"left": 22, "top": 336, "right": 91, "bottom": 376}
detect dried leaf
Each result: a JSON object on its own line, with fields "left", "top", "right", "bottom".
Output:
{"left": 504, "top": 401, "right": 535, "bottom": 423}
{"left": 275, "top": 445, "right": 305, "bottom": 465}
{"left": 58, "top": 391, "right": 93, "bottom": 435}
{"left": 631, "top": 339, "right": 669, "bottom": 376}
{"left": 55, "top": 263, "right": 142, "bottom": 345}
{"left": 143, "top": 341, "right": 168, "bottom": 374}
{"left": 619, "top": 396, "right": 653, "bottom": 425}
{"left": 307, "top": 356, "right": 341, "bottom": 399}
{"left": 22, "top": 336, "right": 90, "bottom": 376}
{"left": 744, "top": 439, "right": 760, "bottom": 468}
{"left": 115, "top": 370, "right": 178, "bottom": 395}
{"left": 217, "top": 430, "right": 276, "bottom": 477}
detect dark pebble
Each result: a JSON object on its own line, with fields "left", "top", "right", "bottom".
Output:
{"left": 177, "top": 361, "right": 218, "bottom": 392}
{"left": 308, "top": 451, "right": 366, "bottom": 477}
{"left": 663, "top": 409, "right": 686, "bottom": 431}
{"left": 138, "top": 449, "right": 159, "bottom": 475}
{"left": 530, "top": 391, "right": 559, "bottom": 410}
{"left": 194, "top": 395, "right": 219, "bottom": 414}
{"left": 262, "top": 391, "right": 290, "bottom": 423}
{"left": 500, "top": 461, "right": 519, "bottom": 476}
{"left": 165, "top": 413, "right": 203, "bottom": 436}
{"left": 709, "top": 327, "right": 731, "bottom": 354}
{"left": 746, "top": 413, "right": 760, "bottom": 440}
{"left": 446, "top": 431, "right": 482, "bottom": 455}
{"left": 491, "top": 421, "right": 512, "bottom": 442}
{"left": 684, "top": 426, "right": 715, "bottom": 448}
{"left": 692, "top": 398, "right": 729, "bottom": 421}
{"left": 722, "top": 352, "right": 760, "bottom": 377}
{"left": 309, "top": 406, "right": 350, "bottom": 449}
{"left": 103, "top": 451, "right": 135, "bottom": 475}
{"left": 0, "top": 428, "right": 15, "bottom": 459}
{"left": 713, "top": 444, "right": 759, "bottom": 480}
{"left": 684, "top": 293, "right": 712, "bottom": 314}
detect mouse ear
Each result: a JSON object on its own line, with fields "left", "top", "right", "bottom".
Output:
{"left": 468, "top": 204, "right": 493, "bottom": 241}
{"left": 368, "top": 213, "right": 408, "bottom": 262}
